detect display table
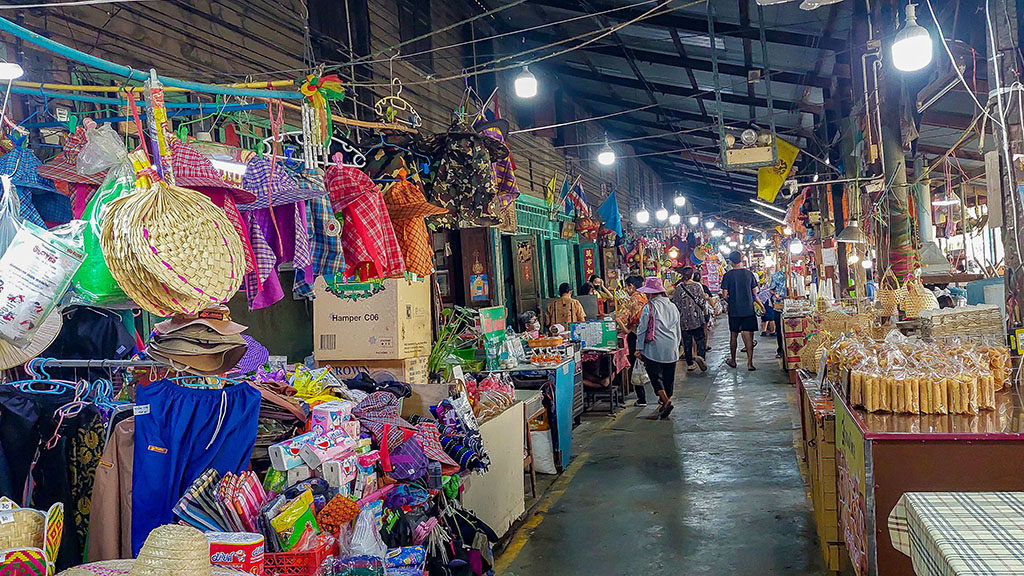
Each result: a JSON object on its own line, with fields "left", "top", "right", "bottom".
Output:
{"left": 462, "top": 402, "right": 526, "bottom": 538}
{"left": 798, "top": 375, "right": 844, "bottom": 571}
{"left": 888, "top": 492, "right": 1024, "bottom": 576}
{"left": 506, "top": 360, "right": 576, "bottom": 471}
{"left": 829, "top": 380, "right": 1024, "bottom": 576}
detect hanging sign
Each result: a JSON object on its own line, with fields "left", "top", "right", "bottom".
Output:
{"left": 757, "top": 138, "right": 800, "bottom": 203}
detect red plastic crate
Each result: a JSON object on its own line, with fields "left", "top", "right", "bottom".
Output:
{"left": 263, "top": 533, "right": 335, "bottom": 576}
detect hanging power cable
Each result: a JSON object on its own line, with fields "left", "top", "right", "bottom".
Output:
{"left": 0, "top": 0, "right": 157, "bottom": 9}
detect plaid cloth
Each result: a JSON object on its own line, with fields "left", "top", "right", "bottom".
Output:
{"left": 889, "top": 492, "right": 1024, "bottom": 576}
{"left": 0, "top": 147, "right": 70, "bottom": 225}
{"left": 37, "top": 127, "right": 106, "bottom": 186}
{"left": 384, "top": 180, "right": 445, "bottom": 278}
{"left": 413, "top": 422, "right": 458, "bottom": 467}
{"left": 239, "top": 156, "right": 323, "bottom": 210}
{"left": 294, "top": 195, "right": 344, "bottom": 299}
{"left": 326, "top": 165, "right": 405, "bottom": 280}
{"left": 168, "top": 137, "right": 256, "bottom": 204}
{"left": 242, "top": 211, "right": 281, "bottom": 310}
{"left": 352, "top": 391, "right": 414, "bottom": 451}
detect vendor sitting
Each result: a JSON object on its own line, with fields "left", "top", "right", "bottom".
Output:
{"left": 545, "top": 282, "right": 587, "bottom": 330}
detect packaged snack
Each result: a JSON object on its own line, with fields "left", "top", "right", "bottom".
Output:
{"left": 300, "top": 429, "right": 358, "bottom": 469}
{"left": 270, "top": 489, "right": 320, "bottom": 551}
{"left": 310, "top": 400, "right": 356, "bottom": 436}
{"left": 269, "top": 433, "right": 318, "bottom": 471}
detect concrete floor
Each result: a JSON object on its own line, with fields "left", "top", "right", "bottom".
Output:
{"left": 498, "top": 325, "right": 828, "bottom": 575}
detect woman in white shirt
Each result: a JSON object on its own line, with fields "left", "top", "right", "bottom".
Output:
{"left": 635, "top": 276, "right": 682, "bottom": 419}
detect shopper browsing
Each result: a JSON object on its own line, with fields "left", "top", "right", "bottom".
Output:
{"left": 721, "top": 251, "right": 761, "bottom": 371}
{"left": 545, "top": 282, "right": 586, "bottom": 330}
{"left": 635, "top": 277, "right": 682, "bottom": 419}
{"left": 671, "top": 266, "right": 708, "bottom": 373}
{"left": 616, "top": 275, "right": 649, "bottom": 406}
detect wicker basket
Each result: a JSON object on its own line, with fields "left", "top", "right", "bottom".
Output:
{"left": 0, "top": 508, "right": 44, "bottom": 550}
{"left": 902, "top": 278, "right": 939, "bottom": 318}
{"left": 876, "top": 267, "right": 905, "bottom": 316}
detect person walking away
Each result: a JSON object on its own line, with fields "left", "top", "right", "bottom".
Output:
{"left": 721, "top": 251, "right": 760, "bottom": 371}
{"left": 671, "top": 266, "right": 708, "bottom": 372}
{"left": 616, "top": 276, "right": 649, "bottom": 406}
{"left": 635, "top": 277, "right": 681, "bottom": 419}
{"left": 545, "top": 282, "right": 586, "bottom": 330}
{"left": 758, "top": 282, "right": 776, "bottom": 337}
{"left": 695, "top": 269, "right": 714, "bottom": 350}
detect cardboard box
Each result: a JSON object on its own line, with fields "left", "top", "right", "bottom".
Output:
{"left": 319, "top": 357, "right": 429, "bottom": 387}
{"left": 313, "top": 276, "right": 431, "bottom": 360}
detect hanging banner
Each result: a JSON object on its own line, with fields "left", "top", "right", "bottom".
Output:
{"left": 582, "top": 246, "right": 597, "bottom": 279}
{"left": 757, "top": 138, "right": 800, "bottom": 203}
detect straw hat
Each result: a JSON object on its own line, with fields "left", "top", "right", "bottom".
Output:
{"left": 99, "top": 180, "right": 246, "bottom": 316}
{"left": 57, "top": 525, "right": 248, "bottom": 576}
{"left": 154, "top": 305, "right": 246, "bottom": 336}
{"left": 0, "top": 310, "right": 63, "bottom": 370}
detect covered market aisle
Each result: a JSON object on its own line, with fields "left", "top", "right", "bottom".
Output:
{"left": 498, "top": 327, "right": 826, "bottom": 576}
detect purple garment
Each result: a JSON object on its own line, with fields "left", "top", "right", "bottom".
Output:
{"left": 241, "top": 202, "right": 313, "bottom": 310}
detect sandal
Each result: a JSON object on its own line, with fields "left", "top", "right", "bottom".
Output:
{"left": 726, "top": 358, "right": 737, "bottom": 368}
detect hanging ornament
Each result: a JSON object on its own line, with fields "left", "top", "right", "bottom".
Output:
{"left": 299, "top": 73, "right": 346, "bottom": 147}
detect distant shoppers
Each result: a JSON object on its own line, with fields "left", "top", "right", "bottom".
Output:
{"left": 546, "top": 282, "right": 587, "bottom": 330}
{"left": 616, "top": 276, "right": 649, "bottom": 406}
{"left": 589, "top": 274, "right": 615, "bottom": 314}
{"left": 721, "top": 251, "right": 760, "bottom": 371}
{"left": 635, "top": 277, "right": 682, "bottom": 419}
{"left": 671, "top": 266, "right": 708, "bottom": 372}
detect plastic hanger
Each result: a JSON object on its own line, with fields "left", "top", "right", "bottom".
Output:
{"left": 374, "top": 78, "right": 421, "bottom": 128}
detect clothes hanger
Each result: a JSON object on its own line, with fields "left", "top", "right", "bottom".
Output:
{"left": 374, "top": 77, "right": 421, "bottom": 128}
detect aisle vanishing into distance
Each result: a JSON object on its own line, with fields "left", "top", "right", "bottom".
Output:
{"left": 499, "top": 324, "right": 826, "bottom": 576}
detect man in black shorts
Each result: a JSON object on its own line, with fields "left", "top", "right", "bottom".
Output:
{"left": 721, "top": 250, "right": 761, "bottom": 370}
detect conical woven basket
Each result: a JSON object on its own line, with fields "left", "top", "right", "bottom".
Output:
{"left": 100, "top": 180, "right": 244, "bottom": 315}
{"left": 877, "top": 267, "right": 905, "bottom": 316}
{"left": 903, "top": 277, "right": 939, "bottom": 318}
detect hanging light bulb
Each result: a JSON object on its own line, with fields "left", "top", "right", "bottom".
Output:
{"left": 891, "top": 2, "right": 933, "bottom": 72}
{"left": 783, "top": 225, "right": 794, "bottom": 236}
{"left": 789, "top": 239, "right": 805, "bottom": 255}
{"left": 667, "top": 247, "right": 680, "bottom": 259}
{"left": 655, "top": 205, "right": 669, "bottom": 221}
{"left": 711, "top": 229, "right": 724, "bottom": 238}
{"left": 514, "top": 66, "right": 538, "bottom": 98}
{"left": 848, "top": 252, "right": 861, "bottom": 265}
{"left": 861, "top": 259, "right": 873, "bottom": 269}
{"left": 668, "top": 212, "right": 681, "bottom": 226}
{"left": 764, "top": 254, "right": 776, "bottom": 267}
{"left": 596, "top": 133, "right": 616, "bottom": 166}
{"left": 719, "top": 245, "right": 731, "bottom": 255}
{"left": 635, "top": 207, "right": 650, "bottom": 224}
{"left": 673, "top": 194, "right": 686, "bottom": 207}
{"left": 688, "top": 215, "right": 699, "bottom": 226}
{"left": 0, "top": 62, "right": 24, "bottom": 81}
{"left": 705, "top": 221, "right": 715, "bottom": 230}
{"left": 729, "top": 240, "right": 738, "bottom": 248}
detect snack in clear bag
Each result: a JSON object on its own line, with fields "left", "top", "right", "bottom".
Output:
{"left": 0, "top": 219, "right": 85, "bottom": 346}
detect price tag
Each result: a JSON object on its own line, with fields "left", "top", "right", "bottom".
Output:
{"left": 0, "top": 512, "right": 14, "bottom": 525}
{"left": 0, "top": 501, "right": 14, "bottom": 512}
{"left": 452, "top": 366, "right": 465, "bottom": 381}
{"left": 133, "top": 404, "right": 151, "bottom": 416}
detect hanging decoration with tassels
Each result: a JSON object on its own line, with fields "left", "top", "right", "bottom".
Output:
{"left": 299, "top": 73, "right": 345, "bottom": 147}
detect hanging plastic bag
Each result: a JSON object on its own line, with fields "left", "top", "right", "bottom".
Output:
{"left": 0, "top": 175, "right": 22, "bottom": 256}
{"left": 347, "top": 507, "right": 386, "bottom": 558}
{"left": 71, "top": 125, "right": 133, "bottom": 305}
{"left": 0, "top": 219, "right": 85, "bottom": 346}
{"left": 631, "top": 363, "right": 650, "bottom": 387}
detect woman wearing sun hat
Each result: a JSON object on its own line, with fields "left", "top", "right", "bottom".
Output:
{"left": 634, "top": 276, "right": 681, "bottom": 419}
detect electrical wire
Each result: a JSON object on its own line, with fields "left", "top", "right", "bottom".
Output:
{"left": 0, "top": 0, "right": 157, "bottom": 9}
{"left": 509, "top": 103, "right": 659, "bottom": 135}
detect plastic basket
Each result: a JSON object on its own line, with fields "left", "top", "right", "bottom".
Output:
{"left": 264, "top": 534, "right": 335, "bottom": 576}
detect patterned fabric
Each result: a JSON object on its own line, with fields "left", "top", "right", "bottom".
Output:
{"left": 351, "top": 392, "right": 414, "bottom": 451}
{"left": 325, "top": 165, "right": 405, "bottom": 280}
{"left": 70, "top": 411, "right": 104, "bottom": 552}
{"left": 384, "top": 179, "right": 445, "bottom": 278}
{"left": 413, "top": 422, "right": 458, "bottom": 467}
{"left": 671, "top": 282, "right": 707, "bottom": 332}
{"left": 889, "top": 492, "right": 1024, "bottom": 576}
{"left": 0, "top": 549, "right": 47, "bottom": 576}
{"left": 242, "top": 213, "right": 279, "bottom": 309}
{"left": 203, "top": 190, "right": 257, "bottom": 275}
{"left": 423, "top": 130, "right": 508, "bottom": 228}
{"left": 0, "top": 147, "right": 71, "bottom": 225}
{"left": 294, "top": 195, "right": 344, "bottom": 299}
{"left": 37, "top": 128, "right": 106, "bottom": 186}
{"left": 615, "top": 292, "right": 647, "bottom": 333}
{"left": 167, "top": 138, "right": 256, "bottom": 204}
{"left": 239, "top": 156, "right": 322, "bottom": 210}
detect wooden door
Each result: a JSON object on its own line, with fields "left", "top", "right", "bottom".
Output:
{"left": 512, "top": 235, "right": 541, "bottom": 316}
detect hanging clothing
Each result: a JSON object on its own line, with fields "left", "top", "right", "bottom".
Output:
{"left": 383, "top": 179, "right": 446, "bottom": 277}
{"left": 326, "top": 165, "right": 405, "bottom": 280}
{"left": 294, "top": 195, "right": 346, "bottom": 299}
{"left": 87, "top": 417, "right": 134, "bottom": 562}
{"left": 240, "top": 202, "right": 313, "bottom": 310}
{"left": 131, "top": 379, "right": 260, "bottom": 555}
{"left": 422, "top": 128, "right": 509, "bottom": 228}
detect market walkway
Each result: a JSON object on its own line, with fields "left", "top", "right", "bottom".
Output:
{"left": 497, "top": 325, "right": 826, "bottom": 575}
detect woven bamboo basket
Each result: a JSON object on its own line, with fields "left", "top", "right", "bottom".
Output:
{"left": 0, "top": 508, "right": 44, "bottom": 550}
{"left": 903, "top": 278, "right": 939, "bottom": 318}
{"left": 876, "top": 267, "right": 905, "bottom": 315}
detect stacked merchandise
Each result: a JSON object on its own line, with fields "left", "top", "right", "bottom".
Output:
{"left": 919, "top": 304, "right": 1005, "bottom": 341}
{"left": 830, "top": 333, "right": 1009, "bottom": 415}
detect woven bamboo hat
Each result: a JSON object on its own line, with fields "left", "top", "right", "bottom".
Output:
{"left": 0, "top": 310, "right": 63, "bottom": 370}
{"left": 99, "top": 179, "right": 246, "bottom": 316}
{"left": 57, "top": 525, "right": 248, "bottom": 576}
{"left": 0, "top": 508, "right": 44, "bottom": 550}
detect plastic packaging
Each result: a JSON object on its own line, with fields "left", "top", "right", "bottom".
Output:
{"left": 0, "top": 175, "right": 21, "bottom": 256}
{"left": 76, "top": 124, "right": 127, "bottom": 176}
{"left": 71, "top": 158, "right": 134, "bottom": 305}
{"left": 270, "top": 489, "right": 320, "bottom": 551}
{"left": 0, "top": 219, "right": 85, "bottom": 346}
{"left": 347, "top": 507, "right": 385, "bottom": 558}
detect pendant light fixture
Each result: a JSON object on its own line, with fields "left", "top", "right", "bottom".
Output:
{"left": 710, "top": 229, "right": 724, "bottom": 238}
{"left": 861, "top": 258, "right": 873, "bottom": 269}
{"left": 0, "top": 62, "right": 24, "bottom": 80}
{"left": 704, "top": 221, "right": 716, "bottom": 230}
{"left": 635, "top": 205, "right": 650, "bottom": 224}
{"left": 655, "top": 204, "right": 669, "bottom": 221}
{"left": 688, "top": 215, "right": 700, "bottom": 226}
{"left": 668, "top": 212, "right": 681, "bottom": 226}
{"left": 673, "top": 194, "right": 686, "bottom": 207}
{"left": 836, "top": 219, "right": 869, "bottom": 243}
{"left": 514, "top": 66, "right": 538, "bottom": 99}
{"left": 892, "top": 2, "right": 933, "bottom": 72}
{"left": 789, "top": 238, "right": 805, "bottom": 255}
{"left": 597, "top": 135, "right": 616, "bottom": 166}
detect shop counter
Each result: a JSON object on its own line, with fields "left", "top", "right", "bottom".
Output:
{"left": 888, "top": 491, "right": 1024, "bottom": 576}
{"left": 462, "top": 402, "right": 526, "bottom": 538}
{"left": 798, "top": 375, "right": 844, "bottom": 571}
{"left": 506, "top": 360, "right": 576, "bottom": 471}
{"left": 827, "top": 379, "right": 1024, "bottom": 576}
